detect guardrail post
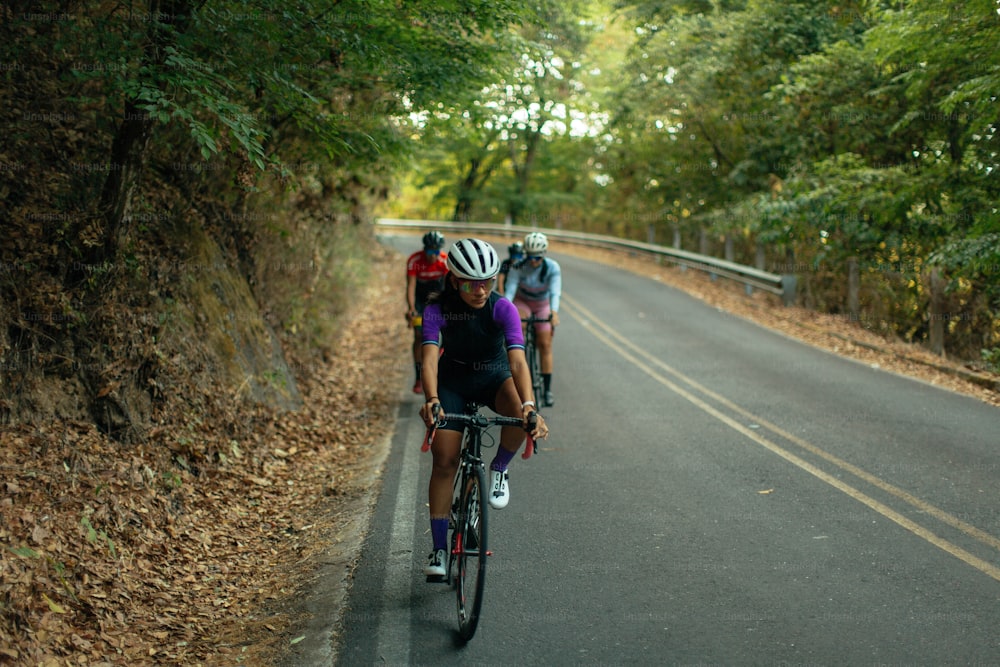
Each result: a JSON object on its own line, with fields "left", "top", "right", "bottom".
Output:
{"left": 781, "top": 274, "right": 797, "bottom": 307}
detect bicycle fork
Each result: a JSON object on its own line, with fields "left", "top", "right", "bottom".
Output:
{"left": 452, "top": 466, "right": 493, "bottom": 559}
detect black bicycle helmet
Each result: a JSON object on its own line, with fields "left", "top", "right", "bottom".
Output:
{"left": 422, "top": 230, "right": 445, "bottom": 250}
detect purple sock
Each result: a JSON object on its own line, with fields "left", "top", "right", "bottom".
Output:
{"left": 431, "top": 518, "right": 449, "bottom": 551}
{"left": 490, "top": 446, "right": 516, "bottom": 472}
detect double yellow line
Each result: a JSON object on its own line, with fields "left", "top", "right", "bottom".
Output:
{"left": 562, "top": 293, "right": 1000, "bottom": 583}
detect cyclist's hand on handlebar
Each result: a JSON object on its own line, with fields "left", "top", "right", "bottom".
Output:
{"left": 524, "top": 409, "right": 548, "bottom": 440}
{"left": 420, "top": 401, "right": 443, "bottom": 428}
{"left": 420, "top": 402, "right": 442, "bottom": 452}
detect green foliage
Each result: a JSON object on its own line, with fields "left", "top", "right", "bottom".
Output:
{"left": 8, "top": 546, "right": 42, "bottom": 560}
{"left": 4, "top": 0, "right": 998, "bottom": 374}
{"left": 15, "top": 0, "right": 536, "bottom": 185}
{"left": 392, "top": 0, "right": 998, "bottom": 358}
{"left": 982, "top": 347, "right": 1000, "bottom": 374}
{"left": 0, "top": 0, "right": 552, "bottom": 440}
{"left": 928, "top": 233, "right": 1000, "bottom": 290}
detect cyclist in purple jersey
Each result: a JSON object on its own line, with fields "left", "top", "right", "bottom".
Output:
{"left": 418, "top": 238, "right": 549, "bottom": 578}
{"left": 504, "top": 231, "right": 561, "bottom": 406}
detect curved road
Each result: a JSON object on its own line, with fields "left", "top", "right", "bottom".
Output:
{"left": 323, "top": 238, "right": 1000, "bottom": 665}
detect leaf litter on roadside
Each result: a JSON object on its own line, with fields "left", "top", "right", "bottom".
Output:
{"left": 0, "top": 255, "right": 409, "bottom": 665}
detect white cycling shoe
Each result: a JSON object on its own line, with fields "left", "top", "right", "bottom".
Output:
{"left": 489, "top": 469, "right": 510, "bottom": 509}
{"left": 425, "top": 549, "right": 446, "bottom": 578}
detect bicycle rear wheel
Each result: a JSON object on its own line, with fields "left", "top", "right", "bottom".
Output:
{"left": 527, "top": 336, "right": 544, "bottom": 405}
{"left": 455, "top": 464, "right": 488, "bottom": 641}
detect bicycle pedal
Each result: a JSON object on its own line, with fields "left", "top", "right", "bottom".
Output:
{"left": 425, "top": 574, "right": 447, "bottom": 584}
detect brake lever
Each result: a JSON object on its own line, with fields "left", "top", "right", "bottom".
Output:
{"left": 522, "top": 410, "right": 538, "bottom": 459}
{"left": 421, "top": 404, "right": 442, "bottom": 452}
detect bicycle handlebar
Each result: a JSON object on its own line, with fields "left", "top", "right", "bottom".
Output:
{"left": 421, "top": 406, "right": 538, "bottom": 459}
{"left": 434, "top": 413, "right": 527, "bottom": 429}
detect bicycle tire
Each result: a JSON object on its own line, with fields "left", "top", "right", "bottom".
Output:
{"left": 528, "top": 338, "right": 544, "bottom": 405}
{"left": 455, "top": 464, "right": 488, "bottom": 641}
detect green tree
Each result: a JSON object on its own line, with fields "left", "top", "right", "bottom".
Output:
{"left": 0, "top": 0, "right": 538, "bottom": 432}
{"left": 394, "top": 0, "right": 604, "bottom": 225}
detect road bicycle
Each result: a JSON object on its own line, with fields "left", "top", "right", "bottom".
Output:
{"left": 521, "top": 314, "right": 553, "bottom": 407}
{"left": 422, "top": 403, "right": 537, "bottom": 641}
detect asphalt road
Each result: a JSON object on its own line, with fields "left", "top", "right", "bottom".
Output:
{"left": 330, "top": 239, "right": 1000, "bottom": 666}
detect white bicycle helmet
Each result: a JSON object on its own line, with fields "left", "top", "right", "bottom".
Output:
{"left": 523, "top": 232, "right": 548, "bottom": 255}
{"left": 447, "top": 238, "right": 501, "bottom": 280}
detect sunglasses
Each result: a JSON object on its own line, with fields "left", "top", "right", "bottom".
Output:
{"left": 459, "top": 277, "right": 496, "bottom": 293}
{"left": 527, "top": 255, "right": 544, "bottom": 261}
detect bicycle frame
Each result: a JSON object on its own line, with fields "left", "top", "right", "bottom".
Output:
{"left": 450, "top": 417, "right": 489, "bottom": 571}
{"left": 441, "top": 410, "right": 526, "bottom": 571}
{"left": 422, "top": 405, "right": 536, "bottom": 641}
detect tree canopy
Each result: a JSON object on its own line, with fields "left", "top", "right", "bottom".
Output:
{"left": 387, "top": 0, "right": 1000, "bottom": 363}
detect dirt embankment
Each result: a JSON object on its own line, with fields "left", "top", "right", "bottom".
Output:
{"left": 0, "top": 247, "right": 409, "bottom": 666}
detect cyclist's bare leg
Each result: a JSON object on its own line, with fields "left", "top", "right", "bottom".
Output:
{"left": 537, "top": 327, "right": 554, "bottom": 374}
{"left": 494, "top": 377, "right": 525, "bottom": 455}
{"left": 429, "top": 430, "right": 462, "bottom": 518}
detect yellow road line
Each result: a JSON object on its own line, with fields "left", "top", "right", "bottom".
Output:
{"left": 565, "top": 294, "right": 1000, "bottom": 554}
{"left": 563, "top": 293, "right": 1000, "bottom": 583}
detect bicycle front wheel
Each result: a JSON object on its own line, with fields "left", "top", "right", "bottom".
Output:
{"left": 455, "top": 464, "right": 488, "bottom": 641}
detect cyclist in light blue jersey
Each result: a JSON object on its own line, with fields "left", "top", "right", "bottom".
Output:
{"left": 503, "top": 232, "right": 560, "bottom": 407}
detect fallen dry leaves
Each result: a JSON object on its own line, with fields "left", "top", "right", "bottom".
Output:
{"left": 1, "top": 253, "right": 409, "bottom": 666}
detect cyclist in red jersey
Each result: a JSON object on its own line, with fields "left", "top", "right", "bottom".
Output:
{"left": 406, "top": 231, "right": 449, "bottom": 393}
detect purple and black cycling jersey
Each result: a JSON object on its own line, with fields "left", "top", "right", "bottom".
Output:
{"left": 421, "top": 291, "right": 524, "bottom": 366}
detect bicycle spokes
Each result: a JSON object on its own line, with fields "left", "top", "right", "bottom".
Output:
{"left": 454, "top": 467, "right": 488, "bottom": 641}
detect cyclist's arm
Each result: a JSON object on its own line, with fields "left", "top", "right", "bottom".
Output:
{"left": 546, "top": 259, "right": 562, "bottom": 314}
{"left": 419, "top": 343, "right": 441, "bottom": 426}
{"left": 506, "top": 347, "right": 547, "bottom": 440}
{"left": 419, "top": 306, "right": 444, "bottom": 425}
{"left": 495, "top": 299, "right": 539, "bottom": 419}
{"left": 506, "top": 347, "right": 534, "bottom": 404}
{"left": 406, "top": 273, "right": 417, "bottom": 319}
{"left": 503, "top": 266, "right": 519, "bottom": 302}
{"left": 494, "top": 297, "right": 525, "bottom": 348}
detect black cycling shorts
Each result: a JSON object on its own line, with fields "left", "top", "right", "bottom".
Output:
{"left": 436, "top": 356, "right": 511, "bottom": 432}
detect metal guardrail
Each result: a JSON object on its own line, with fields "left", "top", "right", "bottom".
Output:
{"left": 375, "top": 218, "right": 797, "bottom": 306}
